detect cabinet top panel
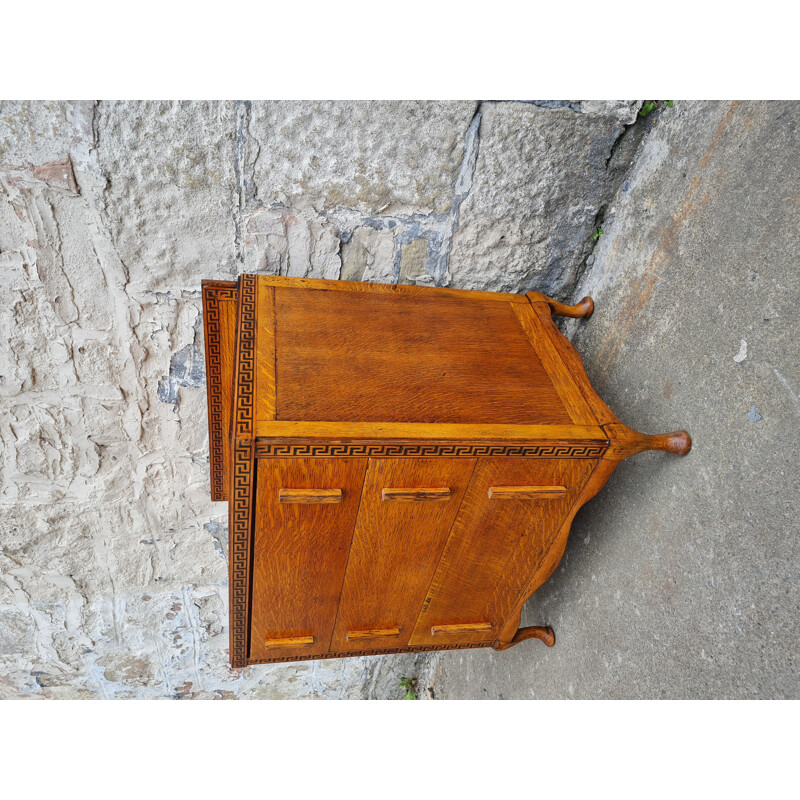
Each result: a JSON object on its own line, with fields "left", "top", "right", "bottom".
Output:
{"left": 266, "top": 277, "right": 587, "bottom": 427}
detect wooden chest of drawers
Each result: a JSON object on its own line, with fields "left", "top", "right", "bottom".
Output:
{"left": 202, "top": 275, "right": 690, "bottom": 668}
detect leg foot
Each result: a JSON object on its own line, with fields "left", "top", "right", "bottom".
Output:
{"left": 526, "top": 291, "right": 594, "bottom": 319}
{"left": 603, "top": 423, "right": 692, "bottom": 462}
{"left": 492, "top": 625, "right": 555, "bottom": 651}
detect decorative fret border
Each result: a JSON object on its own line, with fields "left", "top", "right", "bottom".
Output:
{"left": 201, "top": 281, "right": 236, "bottom": 501}
{"left": 234, "top": 274, "right": 257, "bottom": 438}
{"left": 247, "top": 640, "right": 490, "bottom": 665}
{"left": 228, "top": 274, "right": 259, "bottom": 669}
{"left": 229, "top": 437, "right": 254, "bottom": 669}
{"left": 254, "top": 440, "right": 608, "bottom": 459}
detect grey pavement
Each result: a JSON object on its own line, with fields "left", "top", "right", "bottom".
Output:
{"left": 423, "top": 100, "right": 800, "bottom": 699}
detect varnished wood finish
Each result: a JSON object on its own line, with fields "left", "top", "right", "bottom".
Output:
{"left": 526, "top": 291, "right": 595, "bottom": 319}
{"left": 278, "top": 488, "right": 343, "bottom": 504}
{"left": 264, "top": 636, "right": 314, "bottom": 648}
{"left": 250, "top": 457, "right": 367, "bottom": 662}
{"left": 201, "top": 275, "right": 692, "bottom": 666}
{"left": 257, "top": 274, "right": 529, "bottom": 304}
{"left": 201, "top": 280, "right": 237, "bottom": 501}
{"left": 409, "top": 458, "right": 595, "bottom": 647}
{"left": 527, "top": 300, "right": 619, "bottom": 425}
{"left": 254, "top": 419, "right": 609, "bottom": 444}
{"left": 227, "top": 274, "right": 258, "bottom": 668}
{"left": 274, "top": 285, "right": 572, "bottom": 425}
{"left": 330, "top": 458, "right": 475, "bottom": 652}
{"left": 346, "top": 628, "right": 400, "bottom": 641}
{"left": 431, "top": 622, "right": 492, "bottom": 635}
{"left": 255, "top": 282, "right": 276, "bottom": 424}
{"left": 513, "top": 302, "right": 599, "bottom": 426}
{"left": 492, "top": 626, "right": 555, "bottom": 650}
{"left": 487, "top": 485, "right": 567, "bottom": 500}
{"left": 381, "top": 487, "right": 452, "bottom": 502}
{"left": 602, "top": 422, "right": 692, "bottom": 461}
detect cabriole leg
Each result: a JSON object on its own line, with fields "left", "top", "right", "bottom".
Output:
{"left": 492, "top": 625, "right": 555, "bottom": 651}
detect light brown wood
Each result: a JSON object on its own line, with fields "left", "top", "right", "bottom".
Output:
{"left": 201, "top": 281, "right": 237, "bottom": 501}
{"left": 278, "top": 488, "right": 343, "bottom": 504}
{"left": 527, "top": 300, "right": 619, "bottom": 426}
{"left": 203, "top": 275, "right": 692, "bottom": 666}
{"left": 258, "top": 274, "right": 529, "bottom": 304}
{"left": 512, "top": 302, "right": 599, "bottom": 426}
{"left": 492, "top": 626, "right": 555, "bottom": 650}
{"left": 346, "top": 628, "right": 400, "bottom": 641}
{"left": 253, "top": 419, "right": 609, "bottom": 443}
{"left": 330, "top": 458, "right": 476, "bottom": 652}
{"left": 494, "top": 458, "right": 619, "bottom": 643}
{"left": 381, "top": 487, "right": 451, "bottom": 502}
{"left": 250, "top": 458, "right": 367, "bottom": 661}
{"left": 274, "top": 285, "right": 571, "bottom": 425}
{"left": 255, "top": 282, "right": 276, "bottom": 423}
{"left": 431, "top": 622, "right": 492, "bottom": 635}
{"left": 526, "top": 291, "right": 595, "bottom": 319}
{"left": 264, "top": 635, "right": 314, "bottom": 648}
{"left": 602, "top": 422, "right": 692, "bottom": 461}
{"left": 410, "top": 457, "right": 596, "bottom": 648}
{"left": 488, "top": 485, "right": 567, "bottom": 500}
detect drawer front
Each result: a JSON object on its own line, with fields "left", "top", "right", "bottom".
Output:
{"left": 329, "top": 458, "right": 476, "bottom": 652}
{"left": 409, "top": 458, "right": 597, "bottom": 647}
{"left": 250, "top": 457, "right": 367, "bottom": 661}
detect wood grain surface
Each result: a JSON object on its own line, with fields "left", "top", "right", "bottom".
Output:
{"left": 278, "top": 488, "right": 342, "bottom": 504}
{"left": 345, "top": 627, "right": 400, "bottom": 641}
{"left": 255, "top": 282, "right": 276, "bottom": 424}
{"left": 381, "top": 487, "right": 452, "bottom": 502}
{"left": 487, "top": 485, "right": 567, "bottom": 500}
{"left": 431, "top": 622, "right": 492, "bottom": 635}
{"left": 257, "top": 274, "right": 528, "bottom": 304}
{"left": 274, "top": 286, "right": 571, "bottom": 425}
{"left": 329, "top": 458, "right": 476, "bottom": 652}
{"left": 409, "top": 457, "right": 595, "bottom": 647}
{"left": 527, "top": 300, "right": 620, "bottom": 426}
{"left": 253, "top": 419, "right": 608, "bottom": 444}
{"left": 250, "top": 457, "right": 367, "bottom": 661}
{"left": 201, "top": 281, "right": 237, "bottom": 501}
{"left": 513, "top": 301, "right": 599, "bottom": 426}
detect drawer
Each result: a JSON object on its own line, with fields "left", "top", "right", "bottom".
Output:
{"left": 409, "top": 457, "right": 596, "bottom": 647}
{"left": 249, "top": 457, "right": 367, "bottom": 661}
{"left": 329, "top": 458, "right": 475, "bottom": 652}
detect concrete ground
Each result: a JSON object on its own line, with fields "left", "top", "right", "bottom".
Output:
{"left": 422, "top": 101, "right": 800, "bottom": 699}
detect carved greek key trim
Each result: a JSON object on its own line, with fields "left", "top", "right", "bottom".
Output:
{"left": 247, "top": 641, "right": 490, "bottom": 665}
{"left": 254, "top": 440, "right": 608, "bottom": 459}
{"left": 202, "top": 282, "right": 236, "bottom": 501}
{"left": 229, "top": 437, "right": 254, "bottom": 669}
{"left": 234, "top": 274, "right": 256, "bottom": 438}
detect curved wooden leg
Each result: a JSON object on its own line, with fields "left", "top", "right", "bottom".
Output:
{"left": 603, "top": 422, "right": 691, "bottom": 461}
{"left": 492, "top": 625, "right": 555, "bottom": 651}
{"left": 526, "top": 291, "right": 594, "bottom": 319}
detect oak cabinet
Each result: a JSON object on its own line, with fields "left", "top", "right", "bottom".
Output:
{"left": 202, "top": 275, "right": 690, "bottom": 668}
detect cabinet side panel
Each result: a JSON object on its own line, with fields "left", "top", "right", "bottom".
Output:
{"left": 409, "top": 458, "right": 595, "bottom": 646}
{"left": 330, "top": 458, "right": 476, "bottom": 651}
{"left": 488, "top": 458, "right": 598, "bottom": 628}
{"left": 250, "top": 458, "right": 367, "bottom": 662}
{"left": 274, "top": 287, "right": 572, "bottom": 425}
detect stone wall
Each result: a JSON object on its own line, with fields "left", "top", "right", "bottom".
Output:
{"left": 0, "top": 100, "right": 641, "bottom": 699}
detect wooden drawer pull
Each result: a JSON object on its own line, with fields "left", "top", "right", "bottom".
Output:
{"left": 346, "top": 628, "right": 401, "bottom": 641}
{"left": 431, "top": 622, "right": 492, "bottom": 635}
{"left": 264, "top": 635, "right": 314, "bottom": 648}
{"left": 279, "top": 488, "right": 342, "bottom": 504}
{"left": 488, "top": 485, "right": 567, "bottom": 500}
{"left": 382, "top": 487, "right": 451, "bottom": 502}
